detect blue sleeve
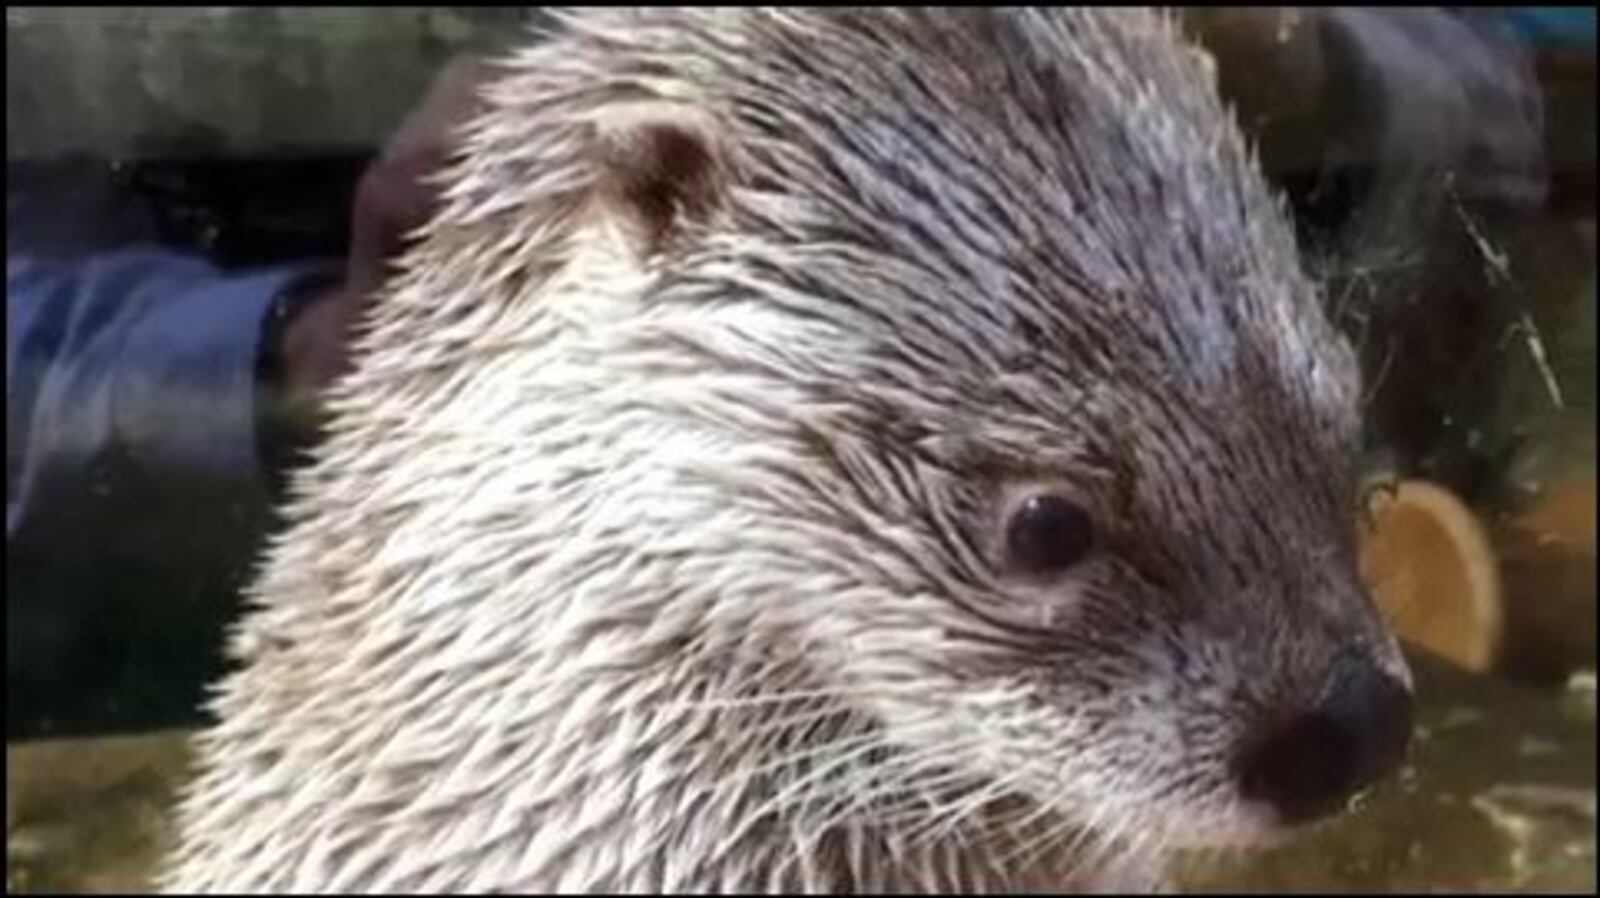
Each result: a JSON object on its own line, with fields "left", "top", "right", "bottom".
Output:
{"left": 6, "top": 247, "right": 339, "bottom": 738}
{"left": 7, "top": 249, "right": 336, "bottom": 548}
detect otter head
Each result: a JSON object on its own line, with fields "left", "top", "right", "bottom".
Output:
{"left": 334, "top": 7, "right": 1412, "bottom": 887}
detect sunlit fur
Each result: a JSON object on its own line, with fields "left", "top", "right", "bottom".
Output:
{"left": 164, "top": 8, "right": 1410, "bottom": 893}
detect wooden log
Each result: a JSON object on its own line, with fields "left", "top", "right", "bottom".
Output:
{"left": 1360, "top": 480, "right": 1504, "bottom": 672}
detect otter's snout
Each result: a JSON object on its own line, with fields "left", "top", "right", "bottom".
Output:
{"left": 1235, "top": 654, "right": 1413, "bottom": 825}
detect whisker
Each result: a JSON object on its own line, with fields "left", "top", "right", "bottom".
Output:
{"left": 711, "top": 728, "right": 895, "bottom": 865}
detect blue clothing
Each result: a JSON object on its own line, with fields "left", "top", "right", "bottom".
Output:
{"left": 7, "top": 250, "right": 322, "bottom": 542}
{"left": 6, "top": 242, "right": 336, "bottom": 738}
{"left": 1495, "top": 7, "right": 1597, "bottom": 51}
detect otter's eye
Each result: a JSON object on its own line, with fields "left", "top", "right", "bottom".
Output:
{"left": 1005, "top": 494, "right": 1095, "bottom": 575}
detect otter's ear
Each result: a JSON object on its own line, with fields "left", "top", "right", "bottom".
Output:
{"left": 591, "top": 101, "right": 736, "bottom": 257}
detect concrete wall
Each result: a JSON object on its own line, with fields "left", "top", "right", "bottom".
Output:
{"left": 6, "top": 7, "right": 534, "bottom": 159}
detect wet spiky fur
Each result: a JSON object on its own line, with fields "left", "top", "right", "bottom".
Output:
{"left": 165, "top": 8, "right": 1409, "bottom": 893}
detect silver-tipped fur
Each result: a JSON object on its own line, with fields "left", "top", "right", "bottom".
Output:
{"left": 165, "top": 8, "right": 1405, "bottom": 893}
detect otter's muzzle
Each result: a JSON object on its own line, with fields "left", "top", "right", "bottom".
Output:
{"left": 1233, "top": 653, "right": 1414, "bottom": 825}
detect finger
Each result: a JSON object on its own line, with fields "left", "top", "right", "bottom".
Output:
{"left": 348, "top": 54, "right": 501, "bottom": 297}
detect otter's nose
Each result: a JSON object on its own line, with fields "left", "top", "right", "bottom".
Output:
{"left": 1235, "top": 654, "right": 1413, "bottom": 824}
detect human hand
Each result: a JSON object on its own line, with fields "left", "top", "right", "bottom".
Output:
{"left": 277, "top": 53, "right": 496, "bottom": 419}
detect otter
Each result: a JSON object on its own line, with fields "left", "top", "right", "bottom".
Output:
{"left": 164, "top": 8, "right": 1414, "bottom": 893}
